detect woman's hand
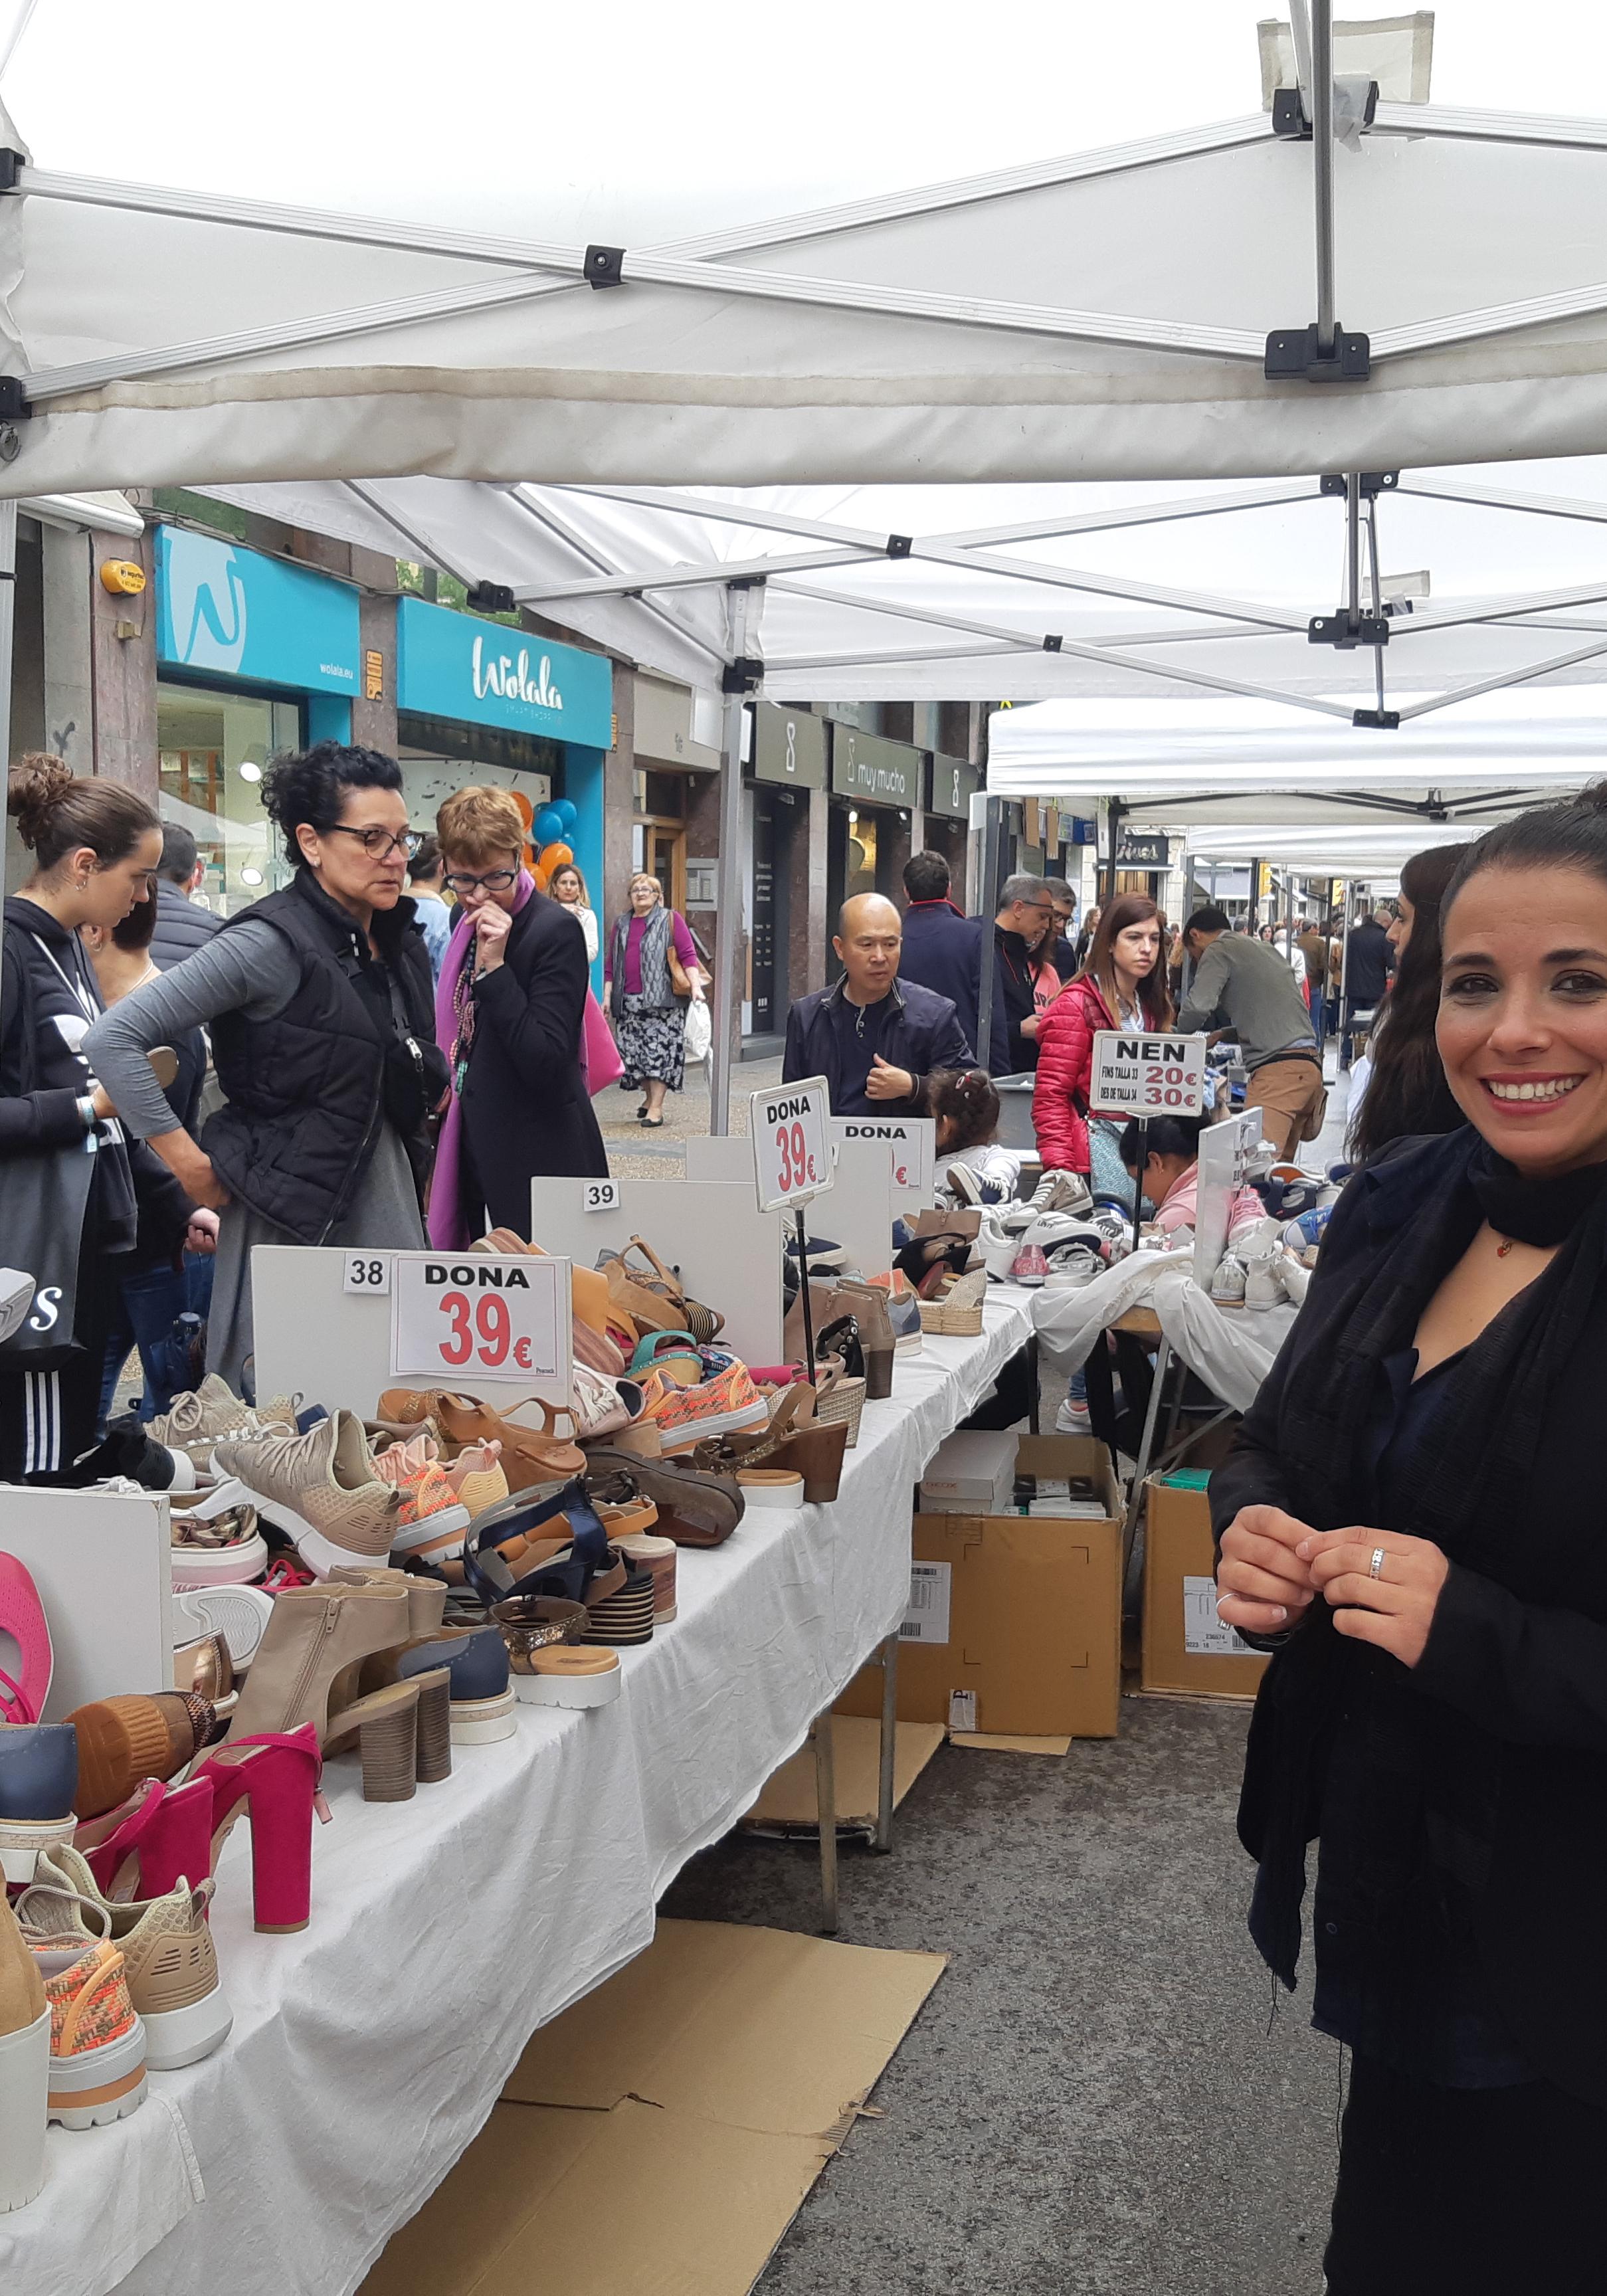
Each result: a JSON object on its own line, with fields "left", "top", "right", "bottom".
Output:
{"left": 1297, "top": 1527, "right": 1450, "bottom": 1668}
{"left": 90, "top": 1083, "right": 116, "bottom": 1121}
{"left": 151, "top": 1129, "right": 231, "bottom": 1210}
{"left": 474, "top": 904, "right": 513, "bottom": 973}
{"left": 185, "top": 1208, "right": 221, "bottom": 1255}
{"left": 1216, "top": 1504, "right": 1319, "bottom": 1636}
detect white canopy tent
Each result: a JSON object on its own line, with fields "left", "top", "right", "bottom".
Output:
{"left": 7, "top": 9, "right": 1607, "bottom": 1107}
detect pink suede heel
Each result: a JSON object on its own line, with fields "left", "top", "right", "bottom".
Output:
{"left": 0, "top": 1553, "right": 52, "bottom": 1724}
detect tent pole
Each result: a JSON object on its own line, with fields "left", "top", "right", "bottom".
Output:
{"left": 1311, "top": 0, "right": 1337, "bottom": 350}
{"left": 709, "top": 582, "right": 751, "bottom": 1139}
{"left": 1103, "top": 799, "right": 1124, "bottom": 909}
{"left": 975, "top": 795, "right": 1002, "bottom": 1070}
{"left": 1287, "top": 0, "right": 1315, "bottom": 103}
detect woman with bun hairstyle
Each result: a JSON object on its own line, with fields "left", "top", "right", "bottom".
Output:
{"left": 84, "top": 741, "right": 447, "bottom": 1392}
{"left": 1214, "top": 780, "right": 1607, "bottom": 2289}
{"left": 429, "top": 784, "right": 607, "bottom": 1248}
{"left": 1032, "top": 892, "right": 1173, "bottom": 1201}
{"left": 2, "top": 756, "right": 206, "bottom": 1478}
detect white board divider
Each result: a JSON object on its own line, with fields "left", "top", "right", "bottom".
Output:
{"left": 0, "top": 1486, "right": 171, "bottom": 1718}
{"left": 530, "top": 1177, "right": 784, "bottom": 1368}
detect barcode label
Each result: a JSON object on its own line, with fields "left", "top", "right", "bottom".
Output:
{"left": 897, "top": 1561, "right": 951, "bottom": 1646}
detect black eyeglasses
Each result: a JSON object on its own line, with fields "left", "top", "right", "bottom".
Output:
{"left": 327, "top": 825, "right": 421, "bottom": 860}
{"left": 442, "top": 867, "right": 518, "bottom": 896}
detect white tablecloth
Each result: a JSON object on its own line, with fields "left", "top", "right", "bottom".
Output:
{"left": 1032, "top": 1248, "right": 1295, "bottom": 1415}
{"left": 3, "top": 1287, "right": 1036, "bottom": 2296}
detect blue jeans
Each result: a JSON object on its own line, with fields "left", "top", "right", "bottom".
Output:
{"left": 99, "top": 1253, "right": 215, "bottom": 1427}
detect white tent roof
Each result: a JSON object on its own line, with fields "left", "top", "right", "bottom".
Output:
{"left": 11, "top": 86, "right": 1607, "bottom": 498}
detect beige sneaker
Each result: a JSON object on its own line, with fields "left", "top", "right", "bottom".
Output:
{"left": 213, "top": 1410, "right": 399, "bottom": 1577}
{"left": 150, "top": 1375, "right": 298, "bottom": 1464}
{"left": 20, "top": 1851, "right": 232, "bottom": 2071}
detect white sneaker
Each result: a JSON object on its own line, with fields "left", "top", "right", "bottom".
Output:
{"left": 1043, "top": 1246, "right": 1103, "bottom": 1290}
{"left": 173, "top": 1584, "right": 276, "bottom": 1672}
{"left": 1210, "top": 1257, "right": 1248, "bottom": 1305}
{"left": 1029, "top": 1169, "right": 1093, "bottom": 1218}
{"left": 979, "top": 1212, "right": 1026, "bottom": 1282}
{"left": 1055, "top": 1396, "right": 1093, "bottom": 1436}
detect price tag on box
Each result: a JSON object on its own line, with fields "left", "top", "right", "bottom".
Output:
{"left": 749, "top": 1076, "right": 834, "bottom": 1214}
{"left": 390, "top": 1252, "right": 568, "bottom": 1386}
{"left": 1087, "top": 1031, "right": 1209, "bottom": 1120}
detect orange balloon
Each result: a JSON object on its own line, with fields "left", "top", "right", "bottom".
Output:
{"left": 531, "top": 862, "right": 550, "bottom": 892}
{"left": 512, "top": 790, "right": 534, "bottom": 828}
{"left": 539, "top": 841, "right": 573, "bottom": 872}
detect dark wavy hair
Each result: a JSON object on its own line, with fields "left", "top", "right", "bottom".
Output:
{"left": 260, "top": 741, "right": 403, "bottom": 862}
{"left": 1349, "top": 842, "right": 1468, "bottom": 1165}
{"left": 1078, "top": 892, "right": 1173, "bottom": 1030}
{"left": 928, "top": 1067, "right": 1000, "bottom": 1151}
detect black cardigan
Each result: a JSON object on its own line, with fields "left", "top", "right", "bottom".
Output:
{"left": 1211, "top": 1127, "right": 1607, "bottom": 2105}
{"left": 459, "top": 891, "right": 607, "bottom": 1232}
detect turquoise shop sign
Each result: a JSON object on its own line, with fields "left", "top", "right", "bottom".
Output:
{"left": 155, "top": 527, "right": 361, "bottom": 696}
{"left": 396, "top": 595, "right": 612, "bottom": 749}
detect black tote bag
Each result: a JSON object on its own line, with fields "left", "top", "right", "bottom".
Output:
{"left": 0, "top": 1132, "right": 98, "bottom": 1366}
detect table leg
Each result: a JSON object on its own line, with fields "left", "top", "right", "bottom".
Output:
{"left": 814, "top": 1709, "right": 839, "bottom": 1934}
{"left": 1026, "top": 1331, "right": 1040, "bottom": 1434}
{"left": 874, "top": 1632, "right": 899, "bottom": 1854}
{"left": 1121, "top": 1336, "right": 1172, "bottom": 1590}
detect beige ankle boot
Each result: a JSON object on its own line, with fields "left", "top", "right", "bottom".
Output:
{"left": 226, "top": 1584, "right": 412, "bottom": 1743}
{"left": 0, "top": 1889, "right": 48, "bottom": 2212}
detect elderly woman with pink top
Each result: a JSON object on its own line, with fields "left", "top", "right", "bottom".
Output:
{"left": 605, "top": 872, "right": 703, "bottom": 1129}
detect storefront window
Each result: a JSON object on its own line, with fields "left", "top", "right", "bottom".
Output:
{"left": 845, "top": 807, "right": 878, "bottom": 900}
{"left": 157, "top": 683, "right": 302, "bottom": 915}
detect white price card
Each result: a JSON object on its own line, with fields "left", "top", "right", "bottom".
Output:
{"left": 750, "top": 1076, "right": 834, "bottom": 1214}
{"left": 831, "top": 1114, "right": 935, "bottom": 1198}
{"left": 1087, "top": 1031, "right": 1209, "bottom": 1120}
{"left": 342, "top": 1252, "right": 391, "bottom": 1296}
{"left": 391, "top": 1252, "right": 567, "bottom": 1386}
{"left": 582, "top": 1179, "right": 621, "bottom": 1213}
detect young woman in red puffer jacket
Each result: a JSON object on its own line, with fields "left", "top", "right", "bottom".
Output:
{"left": 1032, "top": 893, "right": 1173, "bottom": 1185}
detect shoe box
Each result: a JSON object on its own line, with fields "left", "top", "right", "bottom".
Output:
{"left": 917, "top": 1430, "right": 1020, "bottom": 1515}
{"left": 838, "top": 1436, "right": 1122, "bottom": 1740}
{"left": 1139, "top": 1472, "right": 1270, "bottom": 1701}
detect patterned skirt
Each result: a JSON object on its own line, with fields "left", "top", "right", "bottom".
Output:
{"left": 615, "top": 995, "right": 686, "bottom": 1092}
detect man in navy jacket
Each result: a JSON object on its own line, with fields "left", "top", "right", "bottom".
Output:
{"left": 783, "top": 893, "right": 974, "bottom": 1115}
{"left": 896, "top": 849, "right": 1008, "bottom": 1069}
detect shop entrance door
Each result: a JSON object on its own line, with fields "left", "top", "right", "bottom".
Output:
{"left": 750, "top": 791, "right": 779, "bottom": 1034}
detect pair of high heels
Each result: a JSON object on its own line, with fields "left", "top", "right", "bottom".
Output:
{"left": 74, "top": 1733, "right": 327, "bottom": 1935}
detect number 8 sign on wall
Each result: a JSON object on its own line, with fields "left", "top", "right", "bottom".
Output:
{"left": 749, "top": 1076, "right": 835, "bottom": 1214}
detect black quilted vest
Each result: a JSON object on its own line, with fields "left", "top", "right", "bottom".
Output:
{"left": 203, "top": 874, "right": 440, "bottom": 1243}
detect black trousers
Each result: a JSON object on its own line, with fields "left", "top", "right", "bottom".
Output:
{"left": 1326, "top": 2054, "right": 1607, "bottom": 2295}
{"left": 0, "top": 1254, "right": 121, "bottom": 1481}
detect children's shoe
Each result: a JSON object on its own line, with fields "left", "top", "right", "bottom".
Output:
{"left": 1009, "top": 1243, "right": 1049, "bottom": 1286}
{"left": 650, "top": 1364, "right": 771, "bottom": 1454}
{"left": 21, "top": 1855, "right": 232, "bottom": 2071}
{"left": 28, "top": 1931, "right": 146, "bottom": 2129}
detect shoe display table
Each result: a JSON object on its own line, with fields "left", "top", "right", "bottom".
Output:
{"left": 3, "top": 1287, "right": 1038, "bottom": 2296}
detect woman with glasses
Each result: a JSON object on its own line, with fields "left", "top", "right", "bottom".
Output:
{"left": 428, "top": 784, "right": 607, "bottom": 1247}
{"left": 607, "top": 872, "right": 703, "bottom": 1128}
{"left": 84, "top": 740, "right": 448, "bottom": 1391}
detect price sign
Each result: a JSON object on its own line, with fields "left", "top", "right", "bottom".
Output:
{"left": 391, "top": 1252, "right": 567, "bottom": 1386}
{"left": 343, "top": 1252, "right": 391, "bottom": 1296}
{"left": 749, "top": 1076, "right": 834, "bottom": 1214}
{"left": 830, "top": 1114, "right": 935, "bottom": 1199}
{"left": 1087, "top": 1032, "right": 1209, "bottom": 1119}
{"left": 582, "top": 1179, "right": 621, "bottom": 1213}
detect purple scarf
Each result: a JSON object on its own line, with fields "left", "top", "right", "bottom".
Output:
{"left": 427, "top": 872, "right": 622, "bottom": 1248}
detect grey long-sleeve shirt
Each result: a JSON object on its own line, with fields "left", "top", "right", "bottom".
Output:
{"left": 82, "top": 921, "right": 293, "bottom": 1139}
{"left": 1177, "top": 933, "right": 1317, "bottom": 1072}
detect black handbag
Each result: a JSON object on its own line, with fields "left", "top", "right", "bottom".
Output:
{"left": 0, "top": 934, "right": 104, "bottom": 1367}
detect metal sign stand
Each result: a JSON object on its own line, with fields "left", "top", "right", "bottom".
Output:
{"left": 795, "top": 1206, "right": 818, "bottom": 1370}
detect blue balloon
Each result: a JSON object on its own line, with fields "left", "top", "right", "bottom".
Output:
{"left": 532, "top": 807, "right": 565, "bottom": 846}
{"left": 552, "top": 799, "right": 578, "bottom": 832}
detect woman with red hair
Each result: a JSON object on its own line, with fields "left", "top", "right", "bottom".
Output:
{"left": 1033, "top": 893, "right": 1173, "bottom": 1197}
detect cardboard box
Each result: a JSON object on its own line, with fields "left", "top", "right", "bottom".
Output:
{"left": 1140, "top": 1473, "right": 1270, "bottom": 1700}
{"left": 838, "top": 1436, "right": 1123, "bottom": 1739}
{"left": 919, "top": 1428, "right": 1019, "bottom": 1514}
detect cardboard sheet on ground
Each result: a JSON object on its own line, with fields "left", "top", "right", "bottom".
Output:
{"left": 742, "top": 1716, "right": 946, "bottom": 1831}
{"left": 360, "top": 1920, "right": 945, "bottom": 2296}
{"left": 949, "top": 1732, "right": 1073, "bottom": 1755}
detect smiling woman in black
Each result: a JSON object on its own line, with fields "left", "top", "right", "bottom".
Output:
{"left": 1213, "top": 783, "right": 1607, "bottom": 2293}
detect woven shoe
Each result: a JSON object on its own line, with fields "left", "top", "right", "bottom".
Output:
{"left": 22, "top": 1855, "right": 231, "bottom": 2071}
{"left": 213, "top": 1410, "right": 399, "bottom": 1578}
{"left": 29, "top": 1931, "right": 145, "bottom": 2128}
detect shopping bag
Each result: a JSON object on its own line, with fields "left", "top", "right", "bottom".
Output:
{"left": 683, "top": 996, "right": 712, "bottom": 1067}
{"left": 0, "top": 1135, "right": 98, "bottom": 1367}
{"left": 580, "top": 988, "right": 624, "bottom": 1096}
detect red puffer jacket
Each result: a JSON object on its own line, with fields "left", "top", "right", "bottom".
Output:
{"left": 1031, "top": 974, "right": 1119, "bottom": 1174}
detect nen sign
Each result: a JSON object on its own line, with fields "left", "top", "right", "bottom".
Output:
{"left": 1087, "top": 1032, "right": 1209, "bottom": 1120}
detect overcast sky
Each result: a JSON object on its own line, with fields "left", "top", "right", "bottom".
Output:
{"left": 4, "top": 1, "right": 1601, "bottom": 242}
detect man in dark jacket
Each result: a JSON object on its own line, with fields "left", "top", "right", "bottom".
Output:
{"left": 896, "top": 849, "right": 1008, "bottom": 1068}
{"left": 149, "top": 825, "right": 222, "bottom": 970}
{"left": 1342, "top": 908, "right": 1392, "bottom": 1068}
{"left": 783, "top": 893, "right": 973, "bottom": 1115}
{"left": 986, "top": 873, "right": 1055, "bottom": 1076}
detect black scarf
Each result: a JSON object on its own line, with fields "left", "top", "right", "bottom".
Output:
{"left": 1277, "top": 1133, "right": 1607, "bottom": 1556}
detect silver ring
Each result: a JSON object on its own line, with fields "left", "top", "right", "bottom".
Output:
{"left": 1369, "top": 1546, "right": 1386, "bottom": 1580}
